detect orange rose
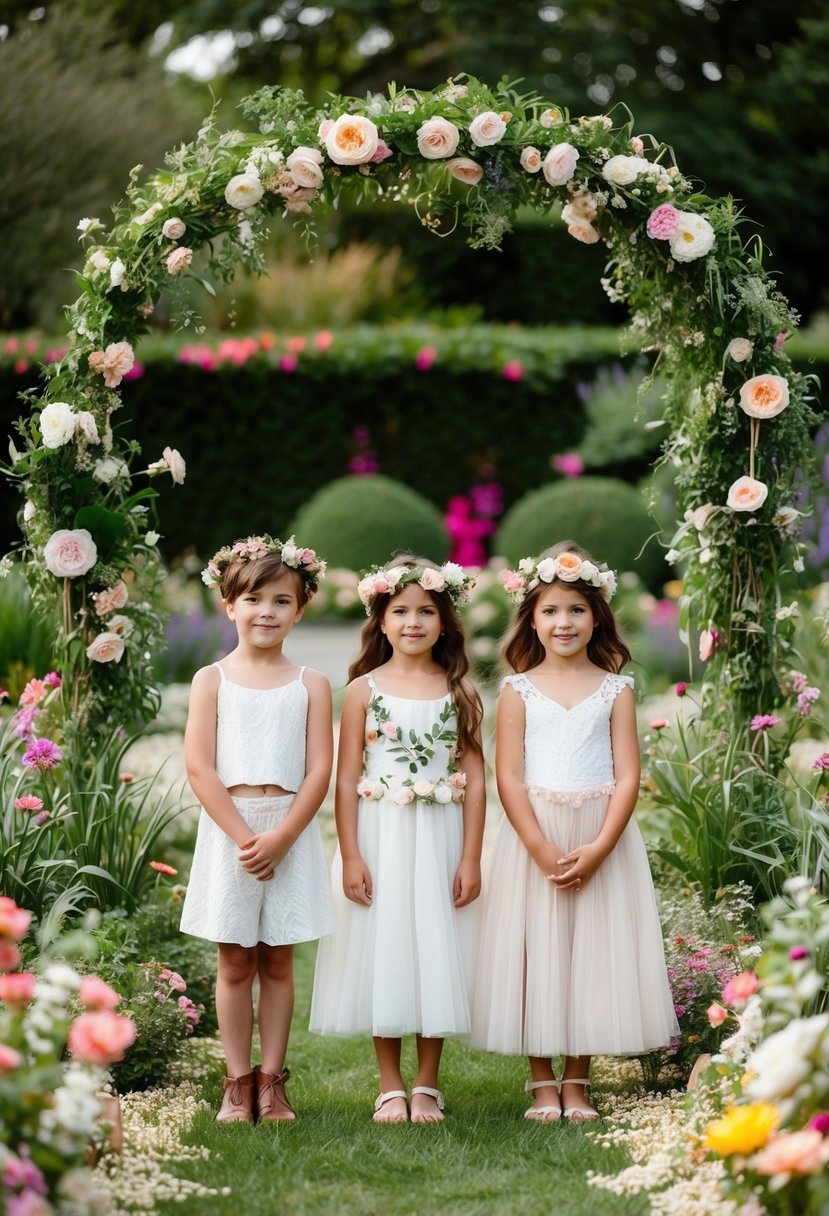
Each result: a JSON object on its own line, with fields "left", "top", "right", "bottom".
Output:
{"left": 554, "top": 552, "right": 584, "bottom": 582}
{"left": 739, "top": 374, "right": 789, "bottom": 420}
{"left": 325, "top": 114, "right": 379, "bottom": 165}
{"left": 727, "top": 476, "right": 768, "bottom": 513}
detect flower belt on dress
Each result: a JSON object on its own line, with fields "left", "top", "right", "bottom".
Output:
{"left": 524, "top": 781, "right": 616, "bottom": 807}
{"left": 357, "top": 772, "right": 466, "bottom": 806}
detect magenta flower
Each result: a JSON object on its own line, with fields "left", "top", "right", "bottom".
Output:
{"left": 808, "top": 1112, "right": 829, "bottom": 1136}
{"left": 789, "top": 946, "right": 809, "bottom": 961}
{"left": 22, "top": 738, "right": 62, "bottom": 771}
{"left": 750, "top": 713, "right": 781, "bottom": 732}
{"left": 415, "top": 345, "right": 437, "bottom": 371}
{"left": 502, "top": 360, "right": 524, "bottom": 382}
{"left": 813, "top": 753, "right": 829, "bottom": 771}
{"left": 675, "top": 682, "right": 687, "bottom": 697}
{"left": 278, "top": 353, "right": 298, "bottom": 373}
{"left": 42, "top": 671, "right": 61, "bottom": 688}
{"left": 551, "top": 452, "right": 585, "bottom": 478}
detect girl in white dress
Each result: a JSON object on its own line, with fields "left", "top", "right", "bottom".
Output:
{"left": 310, "top": 556, "right": 485, "bottom": 1124}
{"left": 472, "top": 541, "right": 678, "bottom": 1122}
{"left": 180, "top": 535, "right": 334, "bottom": 1123}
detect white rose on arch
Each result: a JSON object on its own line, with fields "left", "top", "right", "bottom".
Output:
{"left": 727, "top": 476, "right": 768, "bottom": 512}
{"left": 43, "top": 529, "right": 98, "bottom": 578}
{"left": 542, "top": 142, "right": 579, "bottom": 188}
{"left": 468, "top": 111, "right": 507, "bottom": 147}
{"left": 669, "top": 212, "right": 716, "bottom": 263}
{"left": 285, "top": 146, "right": 324, "bottom": 188}
{"left": 39, "top": 402, "right": 76, "bottom": 449}
{"left": 225, "top": 174, "right": 265, "bottom": 210}
{"left": 86, "top": 632, "right": 126, "bottom": 664}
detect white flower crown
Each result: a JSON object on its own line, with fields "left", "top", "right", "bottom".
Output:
{"left": 201, "top": 534, "right": 326, "bottom": 590}
{"left": 499, "top": 551, "right": 617, "bottom": 604}
{"left": 356, "top": 562, "right": 476, "bottom": 614}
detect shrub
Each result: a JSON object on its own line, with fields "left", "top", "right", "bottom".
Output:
{"left": 0, "top": 569, "right": 54, "bottom": 700}
{"left": 493, "top": 476, "right": 666, "bottom": 592}
{"left": 288, "top": 475, "right": 449, "bottom": 570}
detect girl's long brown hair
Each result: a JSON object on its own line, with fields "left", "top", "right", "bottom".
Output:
{"left": 502, "top": 540, "right": 632, "bottom": 674}
{"left": 348, "top": 556, "right": 483, "bottom": 757}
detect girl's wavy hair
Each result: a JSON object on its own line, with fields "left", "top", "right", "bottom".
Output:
{"left": 348, "top": 555, "right": 483, "bottom": 757}
{"left": 220, "top": 552, "right": 315, "bottom": 606}
{"left": 502, "top": 540, "right": 631, "bottom": 674}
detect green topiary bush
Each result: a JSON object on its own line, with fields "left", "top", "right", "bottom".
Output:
{"left": 288, "top": 475, "right": 449, "bottom": 571}
{"left": 494, "top": 476, "right": 665, "bottom": 592}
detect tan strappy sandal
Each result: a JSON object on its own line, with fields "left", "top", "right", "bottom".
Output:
{"left": 560, "top": 1078, "right": 599, "bottom": 1121}
{"left": 524, "top": 1078, "right": 562, "bottom": 1122}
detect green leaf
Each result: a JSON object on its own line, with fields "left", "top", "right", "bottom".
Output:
{"left": 73, "top": 504, "right": 128, "bottom": 560}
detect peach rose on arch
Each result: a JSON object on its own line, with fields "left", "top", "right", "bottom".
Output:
{"left": 739, "top": 374, "right": 789, "bottom": 420}
{"left": 416, "top": 117, "right": 460, "bottom": 159}
{"left": 446, "top": 158, "right": 484, "bottom": 185}
{"left": 325, "top": 113, "right": 379, "bottom": 165}
{"left": 543, "top": 142, "right": 580, "bottom": 187}
{"left": 727, "top": 476, "right": 768, "bottom": 513}
{"left": 86, "top": 632, "right": 126, "bottom": 664}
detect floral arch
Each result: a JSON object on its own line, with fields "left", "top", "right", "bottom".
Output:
{"left": 5, "top": 75, "right": 818, "bottom": 755}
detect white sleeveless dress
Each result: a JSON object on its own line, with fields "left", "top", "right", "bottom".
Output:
{"left": 471, "top": 671, "right": 678, "bottom": 1057}
{"left": 179, "top": 666, "right": 334, "bottom": 948}
{"left": 310, "top": 674, "right": 478, "bottom": 1038}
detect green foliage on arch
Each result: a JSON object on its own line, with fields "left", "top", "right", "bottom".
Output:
{"left": 2, "top": 74, "right": 820, "bottom": 751}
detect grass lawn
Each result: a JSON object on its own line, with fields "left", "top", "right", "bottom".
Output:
{"left": 154, "top": 944, "right": 651, "bottom": 1216}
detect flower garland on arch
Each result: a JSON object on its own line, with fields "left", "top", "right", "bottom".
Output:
{"left": 1, "top": 74, "right": 821, "bottom": 748}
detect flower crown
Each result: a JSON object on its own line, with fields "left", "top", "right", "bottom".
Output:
{"left": 357, "top": 562, "right": 476, "bottom": 614}
{"left": 201, "top": 534, "right": 327, "bottom": 591}
{"left": 499, "top": 551, "right": 617, "bottom": 604}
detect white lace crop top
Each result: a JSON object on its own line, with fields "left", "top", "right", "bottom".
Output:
{"left": 502, "top": 671, "right": 634, "bottom": 793}
{"left": 213, "top": 663, "right": 308, "bottom": 791}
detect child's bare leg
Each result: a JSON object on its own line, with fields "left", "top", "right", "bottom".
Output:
{"left": 561, "top": 1055, "right": 597, "bottom": 1120}
{"left": 526, "top": 1055, "right": 562, "bottom": 1121}
{"left": 255, "top": 943, "right": 296, "bottom": 1119}
{"left": 256, "top": 943, "right": 294, "bottom": 1072}
{"left": 411, "top": 1035, "right": 445, "bottom": 1123}
{"left": 372, "top": 1036, "right": 407, "bottom": 1122}
{"left": 216, "top": 943, "right": 257, "bottom": 1075}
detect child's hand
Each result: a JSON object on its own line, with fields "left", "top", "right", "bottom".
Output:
{"left": 342, "top": 857, "right": 373, "bottom": 905}
{"left": 453, "top": 858, "right": 481, "bottom": 907}
{"left": 238, "top": 829, "right": 289, "bottom": 882}
{"left": 533, "top": 840, "right": 564, "bottom": 878}
{"left": 549, "top": 841, "right": 606, "bottom": 892}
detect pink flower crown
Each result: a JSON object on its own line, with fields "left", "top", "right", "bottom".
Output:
{"left": 201, "top": 534, "right": 326, "bottom": 591}
{"left": 356, "top": 562, "right": 476, "bottom": 615}
{"left": 499, "top": 551, "right": 617, "bottom": 605}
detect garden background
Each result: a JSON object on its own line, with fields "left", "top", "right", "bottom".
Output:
{"left": 1, "top": 3, "right": 828, "bottom": 1215}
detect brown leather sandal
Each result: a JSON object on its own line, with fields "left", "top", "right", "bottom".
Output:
{"left": 256, "top": 1066, "right": 296, "bottom": 1121}
{"left": 215, "top": 1071, "right": 256, "bottom": 1122}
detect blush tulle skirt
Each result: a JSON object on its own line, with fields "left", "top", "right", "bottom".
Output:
{"left": 471, "top": 787, "right": 679, "bottom": 1057}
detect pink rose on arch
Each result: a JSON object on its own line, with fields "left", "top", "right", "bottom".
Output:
{"left": 86, "top": 632, "right": 126, "bottom": 664}
{"left": 165, "top": 246, "right": 193, "bottom": 275}
{"left": 646, "top": 204, "right": 680, "bottom": 240}
{"left": 88, "top": 340, "right": 135, "bottom": 388}
{"left": 468, "top": 111, "right": 507, "bottom": 147}
{"left": 68, "top": 1010, "right": 137, "bottom": 1064}
{"left": 324, "top": 113, "right": 379, "bottom": 165}
{"left": 567, "top": 222, "right": 601, "bottom": 244}
{"left": 542, "top": 142, "right": 579, "bottom": 187}
{"left": 727, "top": 476, "right": 768, "bottom": 513}
{"left": 369, "top": 139, "right": 394, "bottom": 164}
{"left": 93, "top": 579, "right": 129, "bottom": 616}
{"left": 446, "top": 158, "right": 484, "bottom": 185}
{"left": 417, "top": 117, "right": 460, "bottom": 160}
{"left": 43, "top": 528, "right": 97, "bottom": 578}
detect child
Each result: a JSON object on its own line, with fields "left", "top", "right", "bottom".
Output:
{"left": 310, "top": 556, "right": 485, "bottom": 1124}
{"left": 472, "top": 541, "right": 678, "bottom": 1122}
{"left": 180, "top": 535, "right": 335, "bottom": 1123}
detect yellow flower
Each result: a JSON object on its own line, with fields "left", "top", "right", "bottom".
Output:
{"left": 704, "top": 1104, "right": 779, "bottom": 1157}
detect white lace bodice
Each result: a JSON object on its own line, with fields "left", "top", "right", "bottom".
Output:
{"left": 214, "top": 664, "right": 307, "bottom": 791}
{"left": 503, "top": 671, "right": 633, "bottom": 794}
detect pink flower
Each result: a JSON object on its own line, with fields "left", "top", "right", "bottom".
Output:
{"left": 0, "top": 1043, "right": 23, "bottom": 1071}
{"left": 286, "top": 337, "right": 307, "bottom": 353}
{"left": 2, "top": 1150, "right": 48, "bottom": 1196}
{"left": 79, "top": 975, "right": 121, "bottom": 1010}
{"left": 0, "top": 942, "right": 21, "bottom": 970}
{"left": 722, "top": 970, "right": 759, "bottom": 1009}
{"left": 738, "top": 374, "right": 789, "bottom": 421}
{"left": 646, "top": 204, "right": 680, "bottom": 240}
{"left": 446, "top": 157, "right": 484, "bottom": 185}
{"left": 0, "top": 897, "right": 31, "bottom": 941}
{"left": 808, "top": 1113, "right": 829, "bottom": 1136}
{"left": 707, "top": 1002, "right": 728, "bottom": 1027}
{"left": 68, "top": 1010, "right": 137, "bottom": 1064}
{"left": 15, "top": 796, "right": 44, "bottom": 813}
{"left": 34, "top": 811, "right": 50, "bottom": 826}
{"left": 150, "top": 860, "right": 178, "bottom": 876}
{"left": 790, "top": 671, "right": 808, "bottom": 694}
{"left": 43, "top": 528, "right": 97, "bottom": 578}
{"left": 449, "top": 771, "right": 467, "bottom": 789}
{"left": 419, "top": 568, "right": 446, "bottom": 592}
{"left": 0, "top": 972, "right": 37, "bottom": 1004}
{"left": 774, "top": 331, "right": 789, "bottom": 352}
{"left": 499, "top": 570, "right": 525, "bottom": 594}
{"left": 43, "top": 671, "right": 61, "bottom": 688}
{"left": 797, "top": 687, "right": 820, "bottom": 717}
{"left": 551, "top": 452, "right": 584, "bottom": 478}
{"left": 699, "top": 627, "right": 721, "bottom": 662}
{"left": 751, "top": 713, "right": 781, "bottom": 731}
{"left": 752, "top": 1129, "right": 829, "bottom": 1180}
{"left": 162, "top": 445, "right": 186, "bottom": 485}
{"left": 88, "top": 341, "right": 135, "bottom": 388}
{"left": 166, "top": 247, "right": 193, "bottom": 275}
{"left": 812, "top": 753, "right": 829, "bottom": 770}
{"left": 86, "top": 632, "right": 126, "bottom": 664}
{"left": 380, "top": 722, "right": 398, "bottom": 738}
{"left": 543, "top": 141, "right": 579, "bottom": 187}
{"left": 415, "top": 345, "right": 437, "bottom": 371}
{"left": 279, "top": 353, "right": 298, "bottom": 372}
{"left": 19, "top": 679, "right": 46, "bottom": 706}
{"left": 649, "top": 718, "right": 669, "bottom": 730}
{"left": 159, "top": 968, "right": 186, "bottom": 992}
{"left": 93, "top": 579, "right": 129, "bottom": 616}
{"left": 789, "top": 946, "right": 809, "bottom": 960}
{"left": 675, "top": 682, "right": 687, "bottom": 697}
{"left": 314, "top": 330, "right": 333, "bottom": 351}
{"left": 502, "top": 360, "right": 524, "bottom": 382}
{"left": 22, "top": 738, "right": 62, "bottom": 771}
{"left": 370, "top": 138, "right": 394, "bottom": 163}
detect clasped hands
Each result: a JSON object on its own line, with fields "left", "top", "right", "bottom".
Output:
{"left": 539, "top": 840, "right": 606, "bottom": 892}
{"left": 342, "top": 856, "right": 481, "bottom": 908}
{"left": 237, "top": 828, "right": 289, "bottom": 882}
